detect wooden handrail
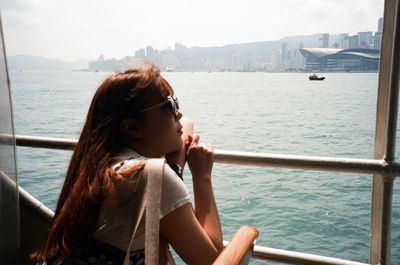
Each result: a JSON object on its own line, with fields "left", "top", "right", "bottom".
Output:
{"left": 213, "top": 226, "right": 258, "bottom": 265}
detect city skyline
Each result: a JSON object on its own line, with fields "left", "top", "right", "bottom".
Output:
{"left": 86, "top": 16, "right": 383, "bottom": 73}
{"left": 7, "top": 28, "right": 383, "bottom": 72}
{"left": 1, "top": 0, "right": 384, "bottom": 61}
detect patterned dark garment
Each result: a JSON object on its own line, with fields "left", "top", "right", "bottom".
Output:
{"left": 37, "top": 237, "right": 144, "bottom": 265}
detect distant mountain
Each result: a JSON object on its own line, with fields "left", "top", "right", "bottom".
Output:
{"left": 201, "top": 34, "right": 321, "bottom": 63}
{"left": 7, "top": 34, "right": 322, "bottom": 71}
{"left": 280, "top": 34, "right": 322, "bottom": 47}
{"left": 7, "top": 55, "right": 90, "bottom": 71}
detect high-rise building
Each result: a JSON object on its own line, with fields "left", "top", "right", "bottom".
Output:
{"left": 378, "top": 17, "right": 383, "bottom": 32}
{"left": 281, "top": 42, "right": 287, "bottom": 69}
{"left": 286, "top": 48, "right": 304, "bottom": 70}
{"left": 347, "top": 35, "right": 359, "bottom": 48}
{"left": 338, "top": 34, "right": 349, "bottom": 49}
{"left": 374, "top": 17, "right": 384, "bottom": 50}
{"left": 374, "top": 32, "right": 382, "bottom": 49}
{"left": 146, "top": 46, "right": 154, "bottom": 59}
{"left": 281, "top": 42, "right": 287, "bottom": 61}
{"left": 271, "top": 48, "right": 282, "bottom": 71}
{"left": 320, "top": 33, "right": 329, "bottom": 48}
{"left": 174, "top": 43, "right": 187, "bottom": 53}
{"left": 135, "top": 49, "right": 145, "bottom": 59}
{"left": 358, "top": 32, "right": 373, "bottom": 48}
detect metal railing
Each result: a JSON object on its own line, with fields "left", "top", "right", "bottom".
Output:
{"left": 3, "top": 133, "right": 396, "bottom": 265}
{"left": 3, "top": 134, "right": 399, "bottom": 177}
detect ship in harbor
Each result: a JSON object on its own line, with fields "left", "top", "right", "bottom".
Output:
{"left": 309, "top": 74, "right": 325, "bottom": 80}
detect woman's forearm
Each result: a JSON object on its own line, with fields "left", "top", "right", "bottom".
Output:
{"left": 192, "top": 177, "right": 223, "bottom": 252}
{"left": 186, "top": 133, "right": 222, "bottom": 252}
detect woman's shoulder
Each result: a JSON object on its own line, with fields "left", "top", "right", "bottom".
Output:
{"left": 116, "top": 159, "right": 179, "bottom": 182}
{"left": 113, "top": 158, "right": 146, "bottom": 173}
{"left": 110, "top": 148, "right": 147, "bottom": 177}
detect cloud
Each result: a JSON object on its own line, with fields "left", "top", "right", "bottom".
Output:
{"left": 2, "top": 12, "right": 42, "bottom": 30}
{"left": 1, "top": 0, "right": 41, "bottom": 31}
{"left": 0, "top": 0, "right": 34, "bottom": 11}
{"left": 283, "top": 0, "right": 383, "bottom": 35}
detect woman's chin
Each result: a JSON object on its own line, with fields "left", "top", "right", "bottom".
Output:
{"left": 169, "top": 141, "right": 184, "bottom": 154}
{"left": 170, "top": 145, "right": 182, "bottom": 154}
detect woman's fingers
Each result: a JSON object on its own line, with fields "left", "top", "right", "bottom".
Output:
{"left": 198, "top": 143, "right": 212, "bottom": 152}
{"left": 184, "top": 134, "right": 192, "bottom": 149}
{"left": 206, "top": 144, "right": 213, "bottom": 152}
{"left": 188, "top": 134, "right": 199, "bottom": 150}
{"left": 191, "top": 134, "right": 199, "bottom": 145}
{"left": 188, "top": 136, "right": 214, "bottom": 154}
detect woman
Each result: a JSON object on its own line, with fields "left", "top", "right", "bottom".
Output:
{"left": 31, "top": 64, "right": 223, "bottom": 265}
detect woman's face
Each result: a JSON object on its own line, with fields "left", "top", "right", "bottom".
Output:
{"left": 138, "top": 95, "right": 183, "bottom": 157}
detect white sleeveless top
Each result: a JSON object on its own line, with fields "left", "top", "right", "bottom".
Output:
{"left": 92, "top": 148, "right": 191, "bottom": 251}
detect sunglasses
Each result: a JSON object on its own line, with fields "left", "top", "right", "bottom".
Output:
{"left": 140, "top": 96, "right": 180, "bottom": 117}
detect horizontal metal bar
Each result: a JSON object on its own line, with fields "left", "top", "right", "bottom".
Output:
{"left": 215, "top": 150, "right": 390, "bottom": 175}
{"left": 252, "top": 244, "right": 370, "bottom": 265}
{"left": 18, "top": 182, "right": 54, "bottom": 220}
{"left": 16, "top": 134, "right": 76, "bottom": 150}
{"left": 222, "top": 240, "right": 369, "bottom": 265}
{"left": 1, "top": 134, "right": 400, "bottom": 176}
{"left": 0, "top": 134, "right": 76, "bottom": 150}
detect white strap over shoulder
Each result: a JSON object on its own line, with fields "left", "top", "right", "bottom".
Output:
{"left": 123, "top": 158, "right": 165, "bottom": 265}
{"left": 145, "top": 158, "right": 165, "bottom": 265}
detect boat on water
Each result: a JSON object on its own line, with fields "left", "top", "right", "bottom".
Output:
{"left": 1, "top": 0, "right": 400, "bottom": 264}
{"left": 309, "top": 74, "right": 325, "bottom": 80}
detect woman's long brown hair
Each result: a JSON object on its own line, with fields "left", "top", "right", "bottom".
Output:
{"left": 31, "top": 64, "right": 173, "bottom": 260}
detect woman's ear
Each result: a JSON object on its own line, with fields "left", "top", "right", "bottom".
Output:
{"left": 120, "top": 119, "right": 142, "bottom": 139}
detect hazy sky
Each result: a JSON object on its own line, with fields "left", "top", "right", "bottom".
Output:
{"left": 1, "top": 0, "right": 384, "bottom": 61}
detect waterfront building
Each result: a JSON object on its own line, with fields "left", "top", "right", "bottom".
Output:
{"left": 124, "top": 56, "right": 137, "bottom": 68}
{"left": 300, "top": 48, "right": 379, "bottom": 71}
{"left": 338, "top": 33, "right": 349, "bottom": 49}
{"left": 330, "top": 34, "right": 340, "bottom": 48}
{"left": 271, "top": 48, "right": 282, "bottom": 71}
{"left": 357, "top": 32, "right": 373, "bottom": 48}
{"left": 125, "top": 56, "right": 134, "bottom": 62}
{"left": 135, "top": 49, "right": 145, "bottom": 59}
{"left": 88, "top": 54, "right": 105, "bottom": 71}
{"left": 320, "top": 33, "right": 329, "bottom": 48}
{"left": 378, "top": 17, "right": 383, "bottom": 32}
{"left": 286, "top": 48, "right": 304, "bottom": 71}
{"left": 347, "top": 35, "right": 359, "bottom": 48}
{"left": 146, "top": 46, "right": 154, "bottom": 60}
{"left": 375, "top": 17, "right": 383, "bottom": 50}
{"left": 281, "top": 42, "right": 287, "bottom": 68}
{"left": 374, "top": 32, "right": 383, "bottom": 49}
{"left": 231, "top": 53, "right": 240, "bottom": 71}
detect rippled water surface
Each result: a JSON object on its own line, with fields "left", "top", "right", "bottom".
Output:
{"left": 10, "top": 71, "right": 400, "bottom": 264}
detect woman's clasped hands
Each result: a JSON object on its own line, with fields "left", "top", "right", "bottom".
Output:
{"left": 186, "top": 134, "right": 214, "bottom": 180}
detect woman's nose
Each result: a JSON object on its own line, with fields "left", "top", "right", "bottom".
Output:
{"left": 176, "top": 110, "right": 183, "bottom": 120}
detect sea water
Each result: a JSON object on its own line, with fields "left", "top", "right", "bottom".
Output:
{"left": 10, "top": 71, "right": 400, "bottom": 264}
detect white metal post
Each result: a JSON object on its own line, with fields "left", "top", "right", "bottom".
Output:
{"left": 370, "top": 0, "right": 400, "bottom": 264}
